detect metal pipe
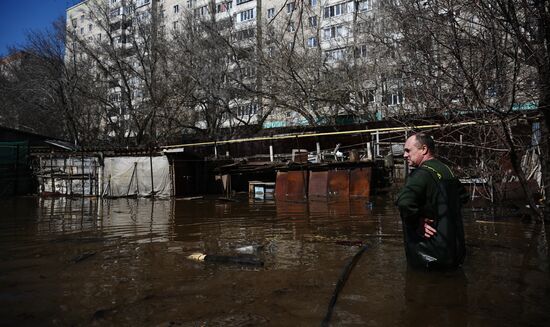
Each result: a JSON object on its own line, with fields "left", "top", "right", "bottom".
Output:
{"left": 14, "top": 145, "right": 19, "bottom": 195}
{"left": 150, "top": 151, "right": 155, "bottom": 196}
{"left": 375, "top": 131, "right": 380, "bottom": 157}
{"left": 316, "top": 142, "right": 321, "bottom": 163}
{"left": 161, "top": 121, "right": 482, "bottom": 149}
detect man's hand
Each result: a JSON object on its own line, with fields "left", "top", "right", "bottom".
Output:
{"left": 423, "top": 218, "right": 437, "bottom": 238}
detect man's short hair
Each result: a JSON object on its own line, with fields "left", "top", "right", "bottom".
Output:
{"left": 414, "top": 133, "right": 435, "bottom": 153}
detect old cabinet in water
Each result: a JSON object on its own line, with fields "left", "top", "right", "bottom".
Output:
{"left": 276, "top": 164, "right": 372, "bottom": 201}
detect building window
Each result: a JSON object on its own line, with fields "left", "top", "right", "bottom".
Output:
{"left": 267, "top": 8, "right": 275, "bottom": 18}
{"left": 286, "top": 2, "right": 295, "bottom": 13}
{"left": 287, "top": 21, "right": 295, "bottom": 32}
{"left": 325, "top": 48, "right": 346, "bottom": 61}
{"left": 110, "top": 7, "right": 121, "bottom": 18}
{"left": 238, "top": 8, "right": 255, "bottom": 22}
{"left": 173, "top": 21, "right": 178, "bottom": 29}
{"left": 136, "top": 0, "right": 150, "bottom": 7}
{"left": 132, "top": 89, "right": 144, "bottom": 99}
{"left": 309, "top": 0, "right": 317, "bottom": 6}
{"left": 307, "top": 37, "right": 317, "bottom": 47}
{"left": 193, "top": 5, "right": 208, "bottom": 17}
{"left": 323, "top": 2, "right": 354, "bottom": 18}
{"left": 234, "top": 28, "right": 255, "bottom": 40}
{"left": 110, "top": 0, "right": 118, "bottom": 4}
{"left": 237, "top": 103, "right": 258, "bottom": 117}
{"left": 308, "top": 16, "right": 317, "bottom": 27}
{"left": 323, "top": 25, "right": 347, "bottom": 40}
{"left": 110, "top": 21, "right": 120, "bottom": 32}
{"left": 174, "top": 4, "right": 179, "bottom": 13}
{"left": 71, "top": 18, "right": 77, "bottom": 27}
{"left": 358, "top": 0, "right": 373, "bottom": 12}
{"left": 124, "top": 5, "right": 135, "bottom": 15}
{"left": 109, "top": 92, "right": 122, "bottom": 103}
{"left": 216, "top": 2, "right": 232, "bottom": 13}
{"left": 236, "top": 0, "right": 252, "bottom": 4}
{"left": 88, "top": 24, "right": 93, "bottom": 32}
{"left": 241, "top": 66, "right": 256, "bottom": 78}
{"left": 367, "top": 89, "right": 375, "bottom": 102}
{"left": 359, "top": 89, "right": 375, "bottom": 103}
{"left": 387, "top": 91, "right": 403, "bottom": 105}
{"left": 355, "top": 44, "right": 367, "bottom": 58}
{"left": 80, "top": 27, "right": 84, "bottom": 34}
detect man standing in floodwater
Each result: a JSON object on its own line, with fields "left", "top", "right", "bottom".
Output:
{"left": 396, "top": 133, "right": 468, "bottom": 269}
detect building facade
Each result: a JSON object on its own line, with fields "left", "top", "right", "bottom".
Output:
{"left": 66, "top": 0, "right": 407, "bottom": 141}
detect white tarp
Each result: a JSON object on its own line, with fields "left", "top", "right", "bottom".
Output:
{"left": 102, "top": 156, "right": 171, "bottom": 197}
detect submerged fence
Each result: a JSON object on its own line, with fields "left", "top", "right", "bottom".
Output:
{"left": 35, "top": 154, "right": 172, "bottom": 198}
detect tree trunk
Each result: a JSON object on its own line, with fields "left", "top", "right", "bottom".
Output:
{"left": 501, "top": 120, "right": 543, "bottom": 220}
{"left": 540, "top": 120, "right": 550, "bottom": 220}
{"left": 538, "top": 95, "right": 550, "bottom": 219}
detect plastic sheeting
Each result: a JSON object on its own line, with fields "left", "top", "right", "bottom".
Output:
{"left": 102, "top": 156, "right": 171, "bottom": 197}
{"left": 522, "top": 148, "right": 542, "bottom": 187}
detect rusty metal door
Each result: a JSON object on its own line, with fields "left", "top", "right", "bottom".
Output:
{"left": 328, "top": 170, "right": 349, "bottom": 200}
{"left": 309, "top": 171, "right": 328, "bottom": 199}
{"left": 350, "top": 167, "right": 372, "bottom": 198}
{"left": 275, "top": 172, "right": 287, "bottom": 200}
{"left": 286, "top": 171, "right": 308, "bottom": 201}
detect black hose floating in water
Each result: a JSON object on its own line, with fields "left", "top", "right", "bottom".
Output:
{"left": 321, "top": 244, "right": 368, "bottom": 327}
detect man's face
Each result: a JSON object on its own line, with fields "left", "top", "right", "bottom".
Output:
{"left": 403, "top": 136, "right": 427, "bottom": 167}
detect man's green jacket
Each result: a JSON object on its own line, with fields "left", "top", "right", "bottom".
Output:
{"left": 397, "top": 159, "right": 468, "bottom": 269}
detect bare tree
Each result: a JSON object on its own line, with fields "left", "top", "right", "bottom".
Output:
{"left": 0, "top": 18, "right": 101, "bottom": 144}
{"left": 65, "top": 0, "right": 180, "bottom": 146}
{"left": 256, "top": 0, "right": 386, "bottom": 127}
{"left": 169, "top": 10, "right": 241, "bottom": 139}
{"left": 385, "top": 0, "right": 547, "bottom": 218}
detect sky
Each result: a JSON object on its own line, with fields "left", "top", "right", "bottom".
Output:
{"left": 0, "top": 0, "right": 81, "bottom": 57}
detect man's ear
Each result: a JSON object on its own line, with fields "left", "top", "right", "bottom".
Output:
{"left": 421, "top": 145, "right": 428, "bottom": 154}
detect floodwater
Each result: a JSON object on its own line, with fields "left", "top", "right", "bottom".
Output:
{"left": 1, "top": 193, "right": 549, "bottom": 327}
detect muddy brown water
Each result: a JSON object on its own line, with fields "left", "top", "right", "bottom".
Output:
{"left": 0, "top": 194, "right": 549, "bottom": 326}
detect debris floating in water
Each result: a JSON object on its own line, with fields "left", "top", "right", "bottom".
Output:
{"left": 179, "top": 196, "right": 203, "bottom": 201}
{"left": 188, "top": 253, "right": 207, "bottom": 261}
{"left": 70, "top": 251, "right": 97, "bottom": 263}
{"left": 235, "top": 244, "right": 264, "bottom": 254}
{"left": 187, "top": 252, "right": 264, "bottom": 266}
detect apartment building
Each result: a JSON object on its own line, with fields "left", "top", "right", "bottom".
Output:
{"left": 66, "top": 0, "right": 400, "bottom": 139}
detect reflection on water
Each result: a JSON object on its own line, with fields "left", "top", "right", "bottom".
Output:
{"left": 0, "top": 195, "right": 549, "bottom": 326}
